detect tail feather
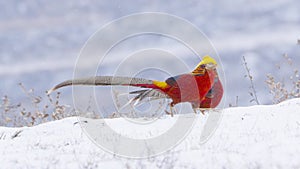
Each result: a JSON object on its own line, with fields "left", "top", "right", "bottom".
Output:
{"left": 47, "top": 76, "right": 154, "bottom": 94}
{"left": 128, "top": 89, "right": 169, "bottom": 105}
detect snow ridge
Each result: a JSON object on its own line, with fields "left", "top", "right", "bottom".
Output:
{"left": 0, "top": 98, "right": 300, "bottom": 169}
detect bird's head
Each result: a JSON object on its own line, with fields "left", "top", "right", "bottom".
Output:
{"left": 192, "top": 55, "right": 218, "bottom": 74}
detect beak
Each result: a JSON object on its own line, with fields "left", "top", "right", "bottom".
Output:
{"left": 205, "top": 63, "right": 218, "bottom": 70}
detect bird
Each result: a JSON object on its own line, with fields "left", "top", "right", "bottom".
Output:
{"left": 48, "top": 55, "right": 223, "bottom": 115}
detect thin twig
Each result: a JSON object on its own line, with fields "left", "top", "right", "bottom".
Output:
{"left": 242, "top": 56, "right": 260, "bottom": 105}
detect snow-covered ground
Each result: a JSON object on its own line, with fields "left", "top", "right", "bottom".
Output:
{"left": 1, "top": 98, "right": 300, "bottom": 169}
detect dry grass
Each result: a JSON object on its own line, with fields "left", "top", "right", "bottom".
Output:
{"left": 0, "top": 83, "right": 99, "bottom": 127}
{"left": 234, "top": 54, "right": 299, "bottom": 106}
{"left": 266, "top": 54, "right": 300, "bottom": 104}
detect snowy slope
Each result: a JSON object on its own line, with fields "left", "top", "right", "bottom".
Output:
{"left": 1, "top": 98, "right": 300, "bottom": 169}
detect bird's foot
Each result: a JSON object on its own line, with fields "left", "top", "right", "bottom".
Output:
{"left": 200, "top": 109, "right": 206, "bottom": 115}
{"left": 165, "top": 103, "right": 176, "bottom": 117}
{"left": 193, "top": 108, "right": 206, "bottom": 115}
{"left": 165, "top": 110, "right": 174, "bottom": 117}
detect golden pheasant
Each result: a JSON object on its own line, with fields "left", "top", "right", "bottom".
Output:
{"left": 48, "top": 56, "right": 223, "bottom": 114}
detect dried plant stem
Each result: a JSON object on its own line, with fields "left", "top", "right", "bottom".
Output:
{"left": 242, "top": 56, "right": 260, "bottom": 105}
{"left": 266, "top": 54, "right": 300, "bottom": 103}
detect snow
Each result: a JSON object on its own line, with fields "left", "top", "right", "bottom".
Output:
{"left": 1, "top": 98, "right": 300, "bottom": 169}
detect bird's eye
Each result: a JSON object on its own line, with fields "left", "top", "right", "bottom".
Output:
{"left": 200, "top": 64, "right": 206, "bottom": 69}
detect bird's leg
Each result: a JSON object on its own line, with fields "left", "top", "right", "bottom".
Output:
{"left": 191, "top": 103, "right": 206, "bottom": 115}
{"left": 193, "top": 109, "right": 205, "bottom": 115}
{"left": 165, "top": 102, "right": 175, "bottom": 117}
{"left": 199, "top": 109, "right": 206, "bottom": 115}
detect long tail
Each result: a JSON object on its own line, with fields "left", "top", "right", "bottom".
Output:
{"left": 47, "top": 76, "right": 162, "bottom": 94}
